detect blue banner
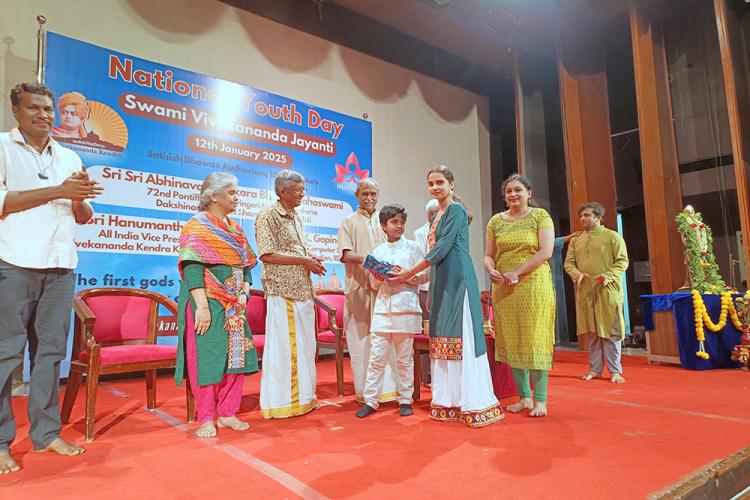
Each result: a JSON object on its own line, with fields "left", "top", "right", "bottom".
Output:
{"left": 42, "top": 32, "right": 371, "bottom": 376}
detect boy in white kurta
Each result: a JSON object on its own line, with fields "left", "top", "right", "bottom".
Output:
{"left": 356, "top": 205, "right": 427, "bottom": 418}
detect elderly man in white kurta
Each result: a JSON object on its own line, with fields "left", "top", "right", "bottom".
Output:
{"left": 337, "top": 178, "right": 399, "bottom": 403}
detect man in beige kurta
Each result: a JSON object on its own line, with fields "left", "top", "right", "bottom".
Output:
{"left": 337, "top": 179, "right": 398, "bottom": 402}
{"left": 564, "top": 202, "right": 629, "bottom": 384}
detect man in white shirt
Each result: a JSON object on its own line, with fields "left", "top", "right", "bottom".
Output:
{"left": 413, "top": 199, "right": 439, "bottom": 295}
{"left": 412, "top": 199, "right": 438, "bottom": 386}
{"left": 0, "top": 83, "right": 103, "bottom": 474}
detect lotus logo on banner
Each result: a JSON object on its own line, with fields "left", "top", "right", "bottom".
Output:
{"left": 333, "top": 152, "right": 369, "bottom": 192}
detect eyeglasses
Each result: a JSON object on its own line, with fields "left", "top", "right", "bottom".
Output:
{"left": 283, "top": 187, "right": 306, "bottom": 194}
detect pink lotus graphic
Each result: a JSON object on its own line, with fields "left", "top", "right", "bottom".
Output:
{"left": 333, "top": 152, "right": 369, "bottom": 184}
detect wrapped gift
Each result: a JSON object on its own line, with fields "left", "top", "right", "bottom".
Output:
{"left": 363, "top": 254, "right": 397, "bottom": 279}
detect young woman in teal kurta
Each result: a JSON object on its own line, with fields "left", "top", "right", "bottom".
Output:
{"left": 426, "top": 203, "right": 485, "bottom": 354}
{"left": 394, "top": 165, "right": 503, "bottom": 428}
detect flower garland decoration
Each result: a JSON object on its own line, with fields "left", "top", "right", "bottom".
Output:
{"left": 691, "top": 290, "right": 750, "bottom": 359}
{"left": 736, "top": 295, "right": 750, "bottom": 328}
{"left": 676, "top": 209, "right": 725, "bottom": 294}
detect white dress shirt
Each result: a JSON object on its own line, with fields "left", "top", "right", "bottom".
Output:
{"left": 413, "top": 222, "right": 430, "bottom": 292}
{"left": 0, "top": 128, "right": 90, "bottom": 269}
{"left": 369, "top": 237, "right": 425, "bottom": 333}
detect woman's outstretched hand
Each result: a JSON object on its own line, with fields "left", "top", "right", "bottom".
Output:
{"left": 388, "top": 267, "right": 411, "bottom": 284}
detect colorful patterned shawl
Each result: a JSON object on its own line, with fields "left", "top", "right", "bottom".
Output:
{"left": 178, "top": 211, "right": 257, "bottom": 275}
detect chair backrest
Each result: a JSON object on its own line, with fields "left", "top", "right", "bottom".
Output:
{"left": 480, "top": 291, "right": 494, "bottom": 322}
{"left": 485, "top": 304, "right": 494, "bottom": 321}
{"left": 84, "top": 295, "right": 153, "bottom": 343}
{"left": 246, "top": 291, "right": 267, "bottom": 335}
{"left": 316, "top": 292, "right": 345, "bottom": 331}
{"left": 419, "top": 290, "right": 429, "bottom": 321}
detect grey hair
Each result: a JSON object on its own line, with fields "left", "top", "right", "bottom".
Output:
{"left": 274, "top": 169, "right": 305, "bottom": 196}
{"left": 425, "top": 199, "right": 439, "bottom": 218}
{"left": 198, "top": 172, "right": 238, "bottom": 211}
{"left": 10, "top": 82, "right": 54, "bottom": 106}
{"left": 355, "top": 178, "right": 379, "bottom": 194}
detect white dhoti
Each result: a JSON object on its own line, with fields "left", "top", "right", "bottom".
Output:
{"left": 260, "top": 296, "right": 318, "bottom": 418}
{"left": 345, "top": 308, "right": 399, "bottom": 403}
{"left": 430, "top": 293, "right": 504, "bottom": 428}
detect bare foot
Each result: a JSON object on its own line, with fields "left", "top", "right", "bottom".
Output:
{"left": 195, "top": 421, "right": 217, "bottom": 438}
{"left": 37, "top": 437, "right": 85, "bottom": 455}
{"left": 0, "top": 452, "right": 20, "bottom": 474}
{"left": 610, "top": 373, "right": 626, "bottom": 384}
{"left": 216, "top": 416, "right": 250, "bottom": 431}
{"left": 581, "top": 371, "right": 602, "bottom": 381}
{"left": 529, "top": 401, "right": 548, "bottom": 417}
{"left": 507, "top": 398, "right": 534, "bottom": 413}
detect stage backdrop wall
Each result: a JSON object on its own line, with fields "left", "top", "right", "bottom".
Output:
{"left": 1, "top": 0, "right": 493, "bottom": 376}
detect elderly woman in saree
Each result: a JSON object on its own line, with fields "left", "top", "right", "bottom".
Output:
{"left": 175, "top": 172, "right": 259, "bottom": 438}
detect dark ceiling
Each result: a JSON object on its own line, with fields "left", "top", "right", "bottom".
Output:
{"left": 225, "top": 0, "right": 629, "bottom": 96}
{"left": 329, "top": 0, "right": 629, "bottom": 73}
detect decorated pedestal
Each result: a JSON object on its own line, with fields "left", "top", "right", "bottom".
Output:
{"left": 641, "top": 293, "right": 743, "bottom": 369}
{"left": 730, "top": 328, "right": 750, "bottom": 370}
{"left": 690, "top": 291, "right": 747, "bottom": 358}
{"left": 668, "top": 206, "right": 750, "bottom": 370}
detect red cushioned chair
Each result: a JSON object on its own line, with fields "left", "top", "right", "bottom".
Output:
{"left": 412, "top": 290, "right": 430, "bottom": 401}
{"left": 246, "top": 289, "right": 267, "bottom": 359}
{"left": 481, "top": 290, "right": 517, "bottom": 399}
{"left": 480, "top": 290, "right": 493, "bottom": 321}
{"left": 61, "top": 288, "right": 194, "bottom": 441}
{"left": 314, "top": 289, "right": 346, "bottom": 396}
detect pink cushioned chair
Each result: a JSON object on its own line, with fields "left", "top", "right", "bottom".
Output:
{"left": 245, "top": 289, "right": 267, "bottom": 358}
{"left": 61, "top": 288, "right": 194, "bottom": 441}
{"left": 481, "top": 290, "right": 517, "bottom": 399}
{"left": 314, "top": 289, "right": 346, "bottom": 396}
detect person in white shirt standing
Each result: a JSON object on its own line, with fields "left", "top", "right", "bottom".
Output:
{"left": 413, "top": 199, "right": 439, "bottom": 274}
{"left": 412, "top": 199, "right": 438, "bottom": 385}
{"left": 0, "top": 83, "right": 103, "bottom": 474}
{"left": 356, "top": 204, "right": 427, "bottom": 418}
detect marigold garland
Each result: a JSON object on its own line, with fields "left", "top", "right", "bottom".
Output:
{"left": 691, "top": 290, "right": 750, "bottom": 359}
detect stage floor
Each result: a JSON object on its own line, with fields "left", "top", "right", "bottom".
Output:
{"left": 3, "top": 350, "right": 749, "bottom": 499}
